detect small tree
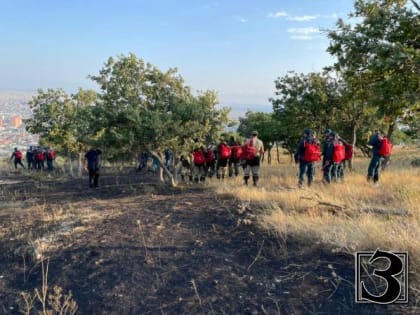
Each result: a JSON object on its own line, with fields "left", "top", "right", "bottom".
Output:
{"left": 25, "top": 88, "right": 97, "bottom": 176}
{"left": 270, "top": 72, "right": 341, "bottom": 158}
{"left": 89, "top": 53, "right": 231, "bottom": 185}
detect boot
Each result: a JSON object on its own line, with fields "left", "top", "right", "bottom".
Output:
{"left": 367, "top": 175, "right": 373, "bottom": 182}
{"left": 244, "top": 175, "right": 249, "bottom": 186}
{"left": 252, "top": 175, "right": 259, "bottom": 187}
{"left": 373, "top": 174, "right": 379, "bottom": 183}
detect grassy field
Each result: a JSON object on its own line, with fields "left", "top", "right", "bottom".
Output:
{"left": 213, "top": 146, "right": 420, "bottom": 300}
{"left": 0, "top": 147, "right": 419, "bottom": 313}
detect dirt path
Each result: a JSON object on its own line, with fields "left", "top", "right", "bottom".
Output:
{"left": 0, "top": 171, "right": 410, "bottom": 314}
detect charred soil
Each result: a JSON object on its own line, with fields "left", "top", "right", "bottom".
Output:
{"left": 0, "top": 170, "right": 413, "bottom": 314}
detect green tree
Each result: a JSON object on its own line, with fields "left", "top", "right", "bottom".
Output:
{"left": 89, "top": 53, "right": 231, "bottom": 184}
{"left": 25, "top": 88, "right": 97, "bottom": 176}
{"left": 327, "top": 0, "right": 420, "bottom": 138}
{"left": 270, "top": 72, "right": 341, "bottom": 157}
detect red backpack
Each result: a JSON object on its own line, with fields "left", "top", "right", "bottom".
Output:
{"left": 378, "top": 137, "right": 392, "bottom": 157}
{"left": 47, "top": 149, "right": 55, "bottom": 160}
{"left": 232, "top": 145, "right": 243, "bottom": 160}
{"left": 344, "top": 144, "right": 353, "bottom": 160}
{"left": 332, "top": 143, "right": 346, "bottom": 163}
{"left": 193, "top": 150, "right": 205, "bottom": 165}
{"left": 303, "top": 141, "right": 321, "bottom": 162}
{"left": 219, "top": 144, "right": 232, "bottom": 159}
{"left": 15, "top": 151, "right": 22, "bottom": 160}
{"left": 242, "top": 140, "right": 258, "bottom": 160}
{"left": 37, "top": 151, "right": 45, "bottom": 161}
{"left": 205, "top": 149, "right": 215, "bottom": 163}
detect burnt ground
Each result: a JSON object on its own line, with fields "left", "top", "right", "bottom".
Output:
{"left": 0, "top": 169, "right": 417, "bottom": 314}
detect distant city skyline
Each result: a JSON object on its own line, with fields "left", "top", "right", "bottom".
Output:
{"left": 0, "top": 0, "right": 356, "bottom": 108}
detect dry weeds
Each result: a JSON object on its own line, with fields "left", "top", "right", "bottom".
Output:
{"left": 213, "top": 146, "right": 420, "bottom": 296}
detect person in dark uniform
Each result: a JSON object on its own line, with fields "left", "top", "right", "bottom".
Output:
{"left": 84, "top": 148, "right": 102, "bottom": 188}
{"left": 10, "top": 147, "right": 25, "bottom": 169}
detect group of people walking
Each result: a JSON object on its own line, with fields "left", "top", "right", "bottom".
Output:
{"left": 175, "top": 131, "right": 265, "bottom": 186}
{"left": 294, "top": 128, "right": 391, "bottom": 187}
{"left": 10, "top": 146, "right": 56, "bottom": 171}
{"left": 11, "top": 129, "right": 390, "bottom": 190}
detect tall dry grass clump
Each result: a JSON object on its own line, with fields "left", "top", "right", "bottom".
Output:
{"left": 213, "top": 146, "right": 420, "bottom": 295}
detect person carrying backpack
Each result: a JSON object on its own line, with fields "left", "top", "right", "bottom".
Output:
{"left": 26, "top": 146, "right": 34, "bottom": 169}
{"left": 294, "top": 129, "right": 320, "bottom": 187}
{"left": 228, "top": 136, "right": 242, "bottom": 177}
{"left": 192, "top": 146, "right": 206, "bottom": 183}
{"left": 216, "top": 138, "right": 231, "bottom": 180}
{"left": 176, "top": 155, "right": 192, "bottom": 182}
{"left": 205, "top": 143, "right": 216, "bottom": 178}
{"left": 46, "top": 147, "right": 56, "bottom": 171}
{"left": 322, "top": 132, "right": 336, "bottom": 184}
{"left": 34, "top": 147, "right": 45, "bottom": 170}
{"left": 242, "top": 131, "right": 264, "bottom": 186}
{"left": 367, "top": 130, "right": 391, "bottom": 183}
{"left": 331, "top": 134, "right": 346, "bottom": 182}
{"left": 10, "top": 147, "right": 25, "bottom": 169}
{"left": 84, "top": 148, "right": 102, "bottom": 188}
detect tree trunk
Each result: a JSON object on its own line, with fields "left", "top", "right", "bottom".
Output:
{"left": 351, "top": 121, "right": 357, "bottom": 159}
{"left": 410, "top": 0, "right": 420, "bottom": 11}
{"left": 67, "top": 150, "right": 74, "bottom": 177}
{"left": 276, "top": 143, "right": 280, "bottom": 163}
{"left": 387, "top": 122, "right": 395, "bottom": 139}
{"left": 77, "top": 152, "right": 83, "bottom": 177}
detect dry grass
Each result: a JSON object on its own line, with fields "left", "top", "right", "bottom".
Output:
{"left": 212, "top": 146, "right": 420, "bottom": 291}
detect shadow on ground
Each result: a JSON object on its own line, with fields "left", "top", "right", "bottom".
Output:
{"left": 0, "top": 171, "right": 416, "bottom": 314}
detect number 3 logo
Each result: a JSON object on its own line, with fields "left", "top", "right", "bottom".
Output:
{"left": 356, "top": 249, "right": 408, "bottom": 304}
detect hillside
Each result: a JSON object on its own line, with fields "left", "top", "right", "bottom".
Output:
{"left": 0, "top": 167, "right": 416, "bottom": 314}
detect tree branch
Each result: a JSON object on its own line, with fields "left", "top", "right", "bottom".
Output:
{"left": 410, "top": 0, "right": 420, "bottom": 11}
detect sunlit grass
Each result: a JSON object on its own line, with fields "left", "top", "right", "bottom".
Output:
{"left": 212, "top": 146, "right": 420, "bottom": 291}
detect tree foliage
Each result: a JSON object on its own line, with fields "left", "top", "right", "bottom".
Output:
{"left": 269, "top": 72, "right": 343, "bottom": 153}
{"left": 89, "top": 53, "right": 231, "bottom": 162}
{"left": 25, "top": 88, "right": 97, "bottom": 153}
{"left": 327, "top": 0, "right": 420, "bottom": 137}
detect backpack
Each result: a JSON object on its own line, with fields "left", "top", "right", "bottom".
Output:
{"left": 36, "top": 151, "right": 45, "bottom": 161}
{"left": 378, "top": 137, "right": 392, "bottom": 157}
{"left": 242, "top": 140, "right": 258, "bottom": 160}
{"left": 47, "top": 149, "right": 55, "bottom": 160}
{"left": 344, "top": 144, "right": 353, "bottom": 160}
{"left": 219, "top": 144, "right": 231, "bottom": 159}
{"left": 332, "top": 143, "right": 346, "bottom": 163}
{"left": 15, "top": 151, "right": 22, "bottom": 160}
{"left": 193, "top": 150, "right": 205, "bottom": 165}
{"left": 232, "top": 145, "right": 243, "bottom": 160}
{"left": 303, "top": 141, "right": 321, "bottom": 162}
{"left": 205, "top": 149, "right": 215, "bottom": 163}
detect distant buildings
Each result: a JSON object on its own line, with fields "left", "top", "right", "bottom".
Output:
{"left": 11, "top": 115, "right": 22, "bottom": 128}
{"left": 0, "top": 91, "right": 38, "bottom": 157}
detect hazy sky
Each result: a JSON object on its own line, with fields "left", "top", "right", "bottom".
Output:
{"left": 0, "top": 0, "right": 355, "bottom": 108}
